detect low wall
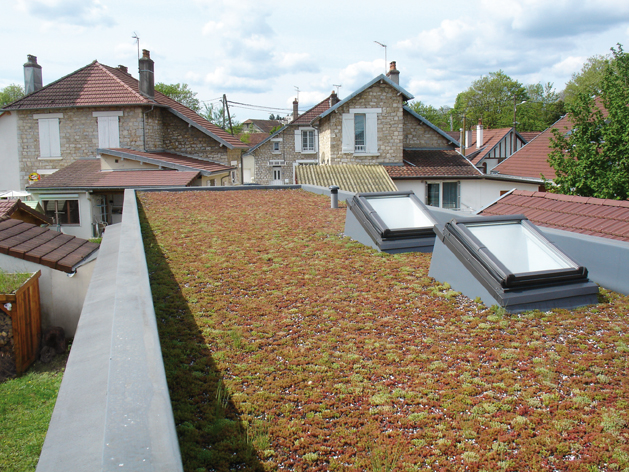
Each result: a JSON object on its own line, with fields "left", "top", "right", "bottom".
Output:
{"left": 36, "top": 189, "right": 182, "bottom": 472}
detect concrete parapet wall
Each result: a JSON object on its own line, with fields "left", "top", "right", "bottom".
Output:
{"left": 36, "top": 189, "right": 182, "bottom": 472}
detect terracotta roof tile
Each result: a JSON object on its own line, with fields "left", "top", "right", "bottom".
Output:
{"left": 27, "top": 159, "right": 200, "bottom": 190}
{"left": 242, "top": 119, "right": 282, "bottom": 134}
{"left": 291, "top": 96, "right": 332, "bottom": 125}
{"left": 479, "top": 189, "right": 629, "bottom": 242}
{"left": 0, "top": 219, "right": 98, "bottom": 273}
{"left": 101, "top": 149, "right": 234, "bottom": 174}
{"left": 460, "top": 128, "right": 514, "bottom": 165}
{"left": 0, "top": 199, "right": 53, "bottom": 225}
{"left": 386, "top": 150, "right": 481, "bottom": 178}
{"left": 4, "top": 61, "right": 247, "bottom": 149}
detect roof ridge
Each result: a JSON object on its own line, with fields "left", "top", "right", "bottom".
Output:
{"left": 99, "top": 63, "right": 149, "bottom": 103}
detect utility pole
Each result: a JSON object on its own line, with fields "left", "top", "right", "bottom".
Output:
{"left": 223, "top": 94, "right": 242, "bottom": 185}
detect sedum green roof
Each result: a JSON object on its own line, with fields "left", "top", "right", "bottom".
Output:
{"left": 296, "top": 164, "right": 398, "bottom": 193}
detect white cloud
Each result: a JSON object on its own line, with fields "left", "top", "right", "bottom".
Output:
{"left": 204, "top": 66, "right": 268, "bottom": 93}
{"left": 338, "top": 59, "right": 385, "bottom": 90}
{"left": 290, "top": 90, "right": 328, "bottom": 109}
{"left": 16, "top": 0, "right": 115, "bottom": 27}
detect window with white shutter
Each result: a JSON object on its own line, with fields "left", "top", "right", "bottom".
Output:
{"left": 98, "top": 116, "right": 120, "bottom": 148}
{"left": 342, "top": 108, "right": 380, "bottom": 155}
{"left": 38, "top": 118, "right": 61, "bottom": 158}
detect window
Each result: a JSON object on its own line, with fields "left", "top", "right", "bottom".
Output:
{"left": 342, "top": 108, "right": 380, "bottom": 155}
{"left": 302, "top": 130, "right": 315, "bottom": 152}
{"left": 354, "top": 114, "right": 366, "bottom": 152}
{"left": 347, "top": 191, "right": 437, "bottom": 253}
{"left": 273, "top": 141, "right": 280, "bottom": 152}
{"left": 44, "top": 200, "right": 80, "bottom": 225}
{"left": 273, "top": 167, "right": 282, "bottom": 181}
{"left": 35, "top": 113, "right": 62, "bottom": 159}
{"left": 94, "top": 111, "right": 122, "bottom": 148}
{"left": 426, "top": 182, "right": 460, "bottom": 209}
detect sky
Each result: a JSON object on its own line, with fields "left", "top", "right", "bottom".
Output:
{"left": 2, "top": 0, "right": 629, "bottom": 120}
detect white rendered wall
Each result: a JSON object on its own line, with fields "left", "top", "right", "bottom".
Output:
{"left": 0, "top": 112, "right": 21, "bottom": 191}
{"left": 33, "top": 191, "right": 94, "bottom": 239}
{"left": 0, "top": 254, "right": 95, "bottom": 337}
{"left": 395, "top": 179, "right": 540, "bottom": 214}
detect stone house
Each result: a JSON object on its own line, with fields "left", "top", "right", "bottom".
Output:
{"left": 0, "top": 51, "right": 247, "bottom": 193}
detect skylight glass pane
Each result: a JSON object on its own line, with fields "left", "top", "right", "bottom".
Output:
{"left": 466, "top": 222, "right": 573, "bottom": 273}
{"left": 366, "top": 196, "right": 434, "bottom": 229}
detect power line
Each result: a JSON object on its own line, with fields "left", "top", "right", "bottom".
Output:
{"left": 226, "top": 100, "right": 292, "bottom": 113}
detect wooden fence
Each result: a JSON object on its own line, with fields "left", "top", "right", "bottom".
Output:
{"left": 0, "top": 271, "right": 41, "bottom": 374}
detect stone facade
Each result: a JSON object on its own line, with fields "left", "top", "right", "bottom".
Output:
{"left": 16, "top": 105, "right": 242, "bottom": 188}
{"left": 17, "top": 106, "right": 146, "bottom": 188}
{"left": 252, "top": 126, "right": 317, "bottom": 185}
{"left": 403, "top": 111, "right": 454, "bottom": 149}
{"left": 319, "top": 81, "right": 404, "bottom": 165}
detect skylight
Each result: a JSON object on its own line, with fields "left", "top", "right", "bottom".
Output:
{"left": 345, "top": 191, "right": 437, "bottom": 253}
{"left": 430, "top": 215, "right": 599, "bottom": 312}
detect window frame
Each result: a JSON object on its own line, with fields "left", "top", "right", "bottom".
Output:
{"left": 34, "top": 113, "right": 63, "bottom": 160}
{"left": 44, "top": 199, "right": 80, "bottom": 226}
{"left": 426, "top": 181, "right": 460, "bottom": 210}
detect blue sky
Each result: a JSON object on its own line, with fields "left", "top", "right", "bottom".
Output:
{"left": 2, "top": 0, "right": 629, "bottom": 120}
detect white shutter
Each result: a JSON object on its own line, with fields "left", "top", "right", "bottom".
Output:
{"left": 314, "top": 129, "right": 318, "bottom": 153}
{"left": 365, "top": 113, "right": 378, "bottom": 154}
{"left": 294, "top": 129, "right": 301, "bottom": 152}
{"left": 38, "top": 118, "right": 60, "bottom": 157}
{"left": 98, "top": 116, "right": 120, "bottom": 148}
{"left": 342, "top": 113, "right": 354, "bottom": 153}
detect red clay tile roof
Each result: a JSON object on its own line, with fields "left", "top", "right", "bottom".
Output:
{"left": 0, "top": 218, "right": 99, "bottom": 273}
{"left": 237, "top": 132, "right": 270, "bottom": 148}
{"left": 4, "top": 61, "right": 247, "bottom": 149}
{"left": 479, "top": 189, "right": 629, "bottom": 242}
{"left": 491, "top": 116, "right": 572, "bottom": 180}
{"left": 292, "top": 96, "right": 332, "bottom": 125}
{"left": 27, "top": 159, "right": 199, "bottom": 190}
{"left": 461, "top": 128, "right": 514, "bottom": 165}
{"left": 386, "top": 150, "right": 482, "bottom": 178}
{"left": 0, "top": 199, "right": 53, "bottom": 225}
{"left": 100, "top": 148, "right": 234, "bottom": 174}
{"left": 519, "top": 131, "right": 542, "bottom": 142}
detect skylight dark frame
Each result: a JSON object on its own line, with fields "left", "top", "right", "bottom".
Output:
{"left": 347, "top": 190, "right": 438, "bottom": 253}
{"left": 439, "top": 214, "right": 588, "bottom": 291}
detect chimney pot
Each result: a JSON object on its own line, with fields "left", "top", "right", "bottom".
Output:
{"left": 24, "top": 54, "right": 43, "bottom": 95}
{"left": 139, "top": 49, "right": 154, "bottom": 99}
{"left": 117, "top": 65, "right": 128, "bottom": 74}
{"left": 293, "top": 98, "right": 299, "bottom": 121}
{"left": 386, "top": 61, "right": 400, "bottom": 85}
{"left": 476, "top": 119, "right": 484, "bottom": 149}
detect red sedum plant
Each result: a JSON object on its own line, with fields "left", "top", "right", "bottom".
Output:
{"left": 139, "top": 189, "right": 629, "bottom": 472}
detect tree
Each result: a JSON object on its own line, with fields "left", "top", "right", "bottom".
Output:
{"left": 269, "top": 113, "right": 276, "bottom": 120}
{"left": 548, "top": 45, "right": 629, "bottom": 199}
{"left": 0, "top": 84, "right": 24, "bottom": 107}
{"left": 562, "top": 54, "right": 610, "bottom": 106}
{"left": 408, "top": 101, "right": 453, "bottom": 131}
{"left": 201, "top": 103, "right": 243, "bottom": 135}
{"left": 154, "top": 82, "right": 200, "bottom": 112}
{"left": 517, "top": 83, "right": 565, "bottom": 132}
{"left": 452, "top": 70, "right": 527, "bottom": 130}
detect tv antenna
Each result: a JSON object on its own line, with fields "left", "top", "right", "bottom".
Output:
{"left": 132, "top": 32, "right": 140, "bottom": 74}
{"left": 333, "top": 84, "right": 342, "bottom": 94}
{"left": 374, "top": 41, "right": 387, "bottom": 73}
{"left": 294, "top": 86, "right": 300, "bottom": 102}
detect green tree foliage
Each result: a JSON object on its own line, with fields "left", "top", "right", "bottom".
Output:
{"left": 452, "top": 70, "right": 527, "bottom": 130}
{"left": 154, "top": 82, "right": 201, "bottom": 112}
{"left": 562, "top": 54, "right": 610, "bottom": 106}
{"left": 0, "top": 84, "right": 25, "bottom": 108}
{"left": 548, "top": 45, "right": 629, "bottom": 199}
{"left": 201, "top": 103, "right": 243, "bottom": 135}
{"left": 408, "top": 101, "right": 453, "bottom": 131}
{"left": 517, "top": 83, "right": 565, "bottom": 132}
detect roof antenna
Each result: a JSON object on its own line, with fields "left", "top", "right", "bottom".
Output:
{"left": 333, "top": 84, "right": 342, "bottom": 94}
{"left": 374, "top": 41, "right": 387, "bottom": 74}
{"left": 132, "top": 32, "right": 140, "bottom": 73}
{"left": 294, "top": 86, "right": 300, "bottom": 102}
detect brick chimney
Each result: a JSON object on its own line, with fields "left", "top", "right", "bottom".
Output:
{"left": 329, "top": 90, "right": 340, "bottom": 107}
{"left": 117, "top": 65, "right": 129, "bottom": 75}
{"left": 139, "top": 49, "right": 154, "bottom": 99}
{"left": 386, "top": 61, "right": 400, "bottom": 85}
{"left": 24, "top": 55, "right": 43, "bottom": 95}
{"left": 476, "top": 118, "right": 483, "bottom": 149}
{"left": 293, "top": 98, "right": 299, "bottom": 121}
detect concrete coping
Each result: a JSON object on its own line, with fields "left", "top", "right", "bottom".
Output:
{"left": 36, "top": 189, "right": 182, "bottom": 472}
